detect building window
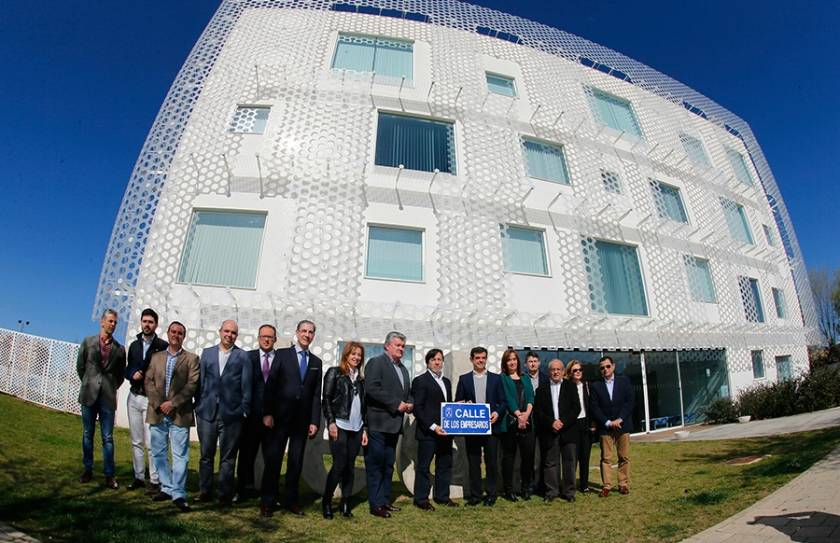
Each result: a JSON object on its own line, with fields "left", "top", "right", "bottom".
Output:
{"left": 601, "top": 169, "right": 622, "bottom": 194}
{"left": 375, "top": 112, "right": 456, "bottom": 174}
{"left": 486, "top": 72, "right": 517, "bottom": 97}
{"left": 684, "top": 255, "right": 717, "bottom": 303}
{"left": 582, "top": 238, "right": 648, "bottom": 316}
{"left": 588, "top": 88, "right": 643, "bottom": 139}
{"left": 751, "top": 350, "right": 765, "bottom": 379}
{"left": 365, "top": 225, "right": 423, "bottom": 282}
{"left": 650, "top": 179, "right": 688, "bottom": 223}
{"left": 229, "top": 106, "right": 270, "bottom": 134}
{"left": 775, "top": 355, "right": 793, "bottom": 381}
{"left": 332, "top": 33, "right": 413, "bottom": 81}
{"left": 521, "top": 137, "right": 570, "bottom": 185}
{"left": 338, "top": 341, "right": 416, "bottom": 378}
{"left": 738, "top": 276, "right": 766, "bottom": 323}
{"left": 726, "top": 148, "right": 754, "bottom": 187}
{"left": 177, "top": 210, "right": 266, "bottom": 289}
{"left": 500, "top": 225, "right": 549, "bottom": 276}
{"left": 680, "top": 134, "right": 711, "bottom": 168}
{"left": 720, "top": 198, "right": 754, "bottom": 244}
{"left": 772, "top": 287, "right": 787, "bottom": 319}
{"left": 762, "top": 224, "right": 776, "bottom": 247}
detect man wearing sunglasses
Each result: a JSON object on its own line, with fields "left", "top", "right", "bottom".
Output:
{"left": 589, "top": 356, "right": 634, "bottom": 497}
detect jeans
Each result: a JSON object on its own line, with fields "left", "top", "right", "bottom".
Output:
{"left": 150, "top": 417, "right": 190, "bottom": 501}
{"left": 81, "top": 396, "right": 115, "bottom": 476}
{"left": 127, "top": 391, "right": 159, "bottom": 483}
{"left": 364, "top": 431, "right": 398, "bottom": 509}
{"left": 197, "top": 415, "right": 243, "bottom": 499}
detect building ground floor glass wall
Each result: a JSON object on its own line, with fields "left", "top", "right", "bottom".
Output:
{"left": 515, "top": 348, "right": 730, "bottom": 434}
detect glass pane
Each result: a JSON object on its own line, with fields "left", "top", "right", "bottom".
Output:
{"left": 337, "top": 341, "right": 416, "bottom": 379}
{"left": 501, "top": 225, "right": 548, "bottom": 275}
{"left": 522, "top": 138, "right": 570, "bottom": 184}
{"left": 601, "top": 169, "right": 622, "bottom": 194}
{"left": 775, "top": 355, "right": 792, "bottom": 381}
{"left": 366, "top": 226, "right": 423, "bottom": 281}
{"left": 720, "top": 198, "right": 754, "bottom": 245}
{"left": 680, "top": 134, "right": 711, "bottom": 168}
{"left": 590, "top": 89, "right": 642, "bottom": 138}
{"left": 750, "top": 279, "right": 766, "bottom": 323}
{"left": 603, "top": 351, "right": 646, "bottom": 433}
{"left": 726, "top": 148, "right": 754, "bottom": 186}
{"left": 333, "top": 34, "right": 376, "bottom": 72}
{"left": 678, "top": 349, "right": 729, "bottom": 424}
{"left": 645, "top": 351, "right": 682, "bottom": 430}
{"left": 375, "top": 113, "right": 456, "bottom": 174}
{"left": 373, "top": 37, "right": 413, "bottom": 80}
{"left": 177, "top": 211, "right": 266, "bottom": 288}
{"left": 762, "top": 224, "right": 776, "bottom": 246}
{"left": 684, "top": 256, "right": 716, "bottom": 303}
{"left": 486, "top": 73, "right": 517, "bottom": 96}
{"left": 773, "top": 288, "right": 787, "bottom": 319}
{"left": 751, "top": 350, "right": 765, "bottom": 379}
{"left": 587, "top": 240, "right": 648, "bottom": 316}
{"left": 229, "top": 106, "right": 270, "bottom": 134}
{"left": 651, "top": 180, "right": 688, "bottom": 223}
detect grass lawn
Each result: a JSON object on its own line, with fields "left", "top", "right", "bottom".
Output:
{"left": 2, "top": 393, "right": 839, "bottom": 543}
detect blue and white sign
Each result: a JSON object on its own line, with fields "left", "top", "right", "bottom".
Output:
{"left": 440, "top": 402, "right": 491, "bottom": 435}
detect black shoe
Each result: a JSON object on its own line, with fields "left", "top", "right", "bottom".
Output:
{"left": 483, "top": 497, "right": 496, "bottom": 506}
{"left": 194, "top": 492, "right": 212, "bottom": 503}
{"left": 562, "top": 495, "right": 576, "bottom": 503}
{"left": 286, "top": 504, "right": 305, "bottom": 516}
{"left": 127, "top": 478, "right": 145, "bottom": 490}
{"left": 384, "top": 503, "right": 401, "bottom": 512}
{"left": 414, "top": 501, "right": 435, "bottom": 511}
{"left": 544, "top": 496, "right": 555, "bottom": 503}
{"left": 79, "top": 470, "right": 93, "bottom": 484}
{"left": 218, "top": 497, "right": 233, "bottom": 509}
{"left": 502, "top": 493, "right": 518, "bottom": 503}
{"left": 435, "top": 499, "right": 460, "bottom": 508}
{"left": 466, "top": 498, "right": 482, "bottom": 506}
{"left": 173, "top": 498, "right": 191, "bottom": 512}
{"left": 146, "top": 483, "right": 161, "bottom": 496}
{"left": 339, "top": 499, "right": 353, "bottom": 518}
{"left": 322, "top": 499, "right": 334, "bottom": 520}
{"left": 520, "top": 491, "right": 532, "bottom": 501}
{"left": 152, "top": 491, "right": 172, "bottom": 502}
{"left": 370, "top": 506, "right": 391, "bottom": 518}
{"left": 580, "top": 487, "right": 591, "bottom": 494}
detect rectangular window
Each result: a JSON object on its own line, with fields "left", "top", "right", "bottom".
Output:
{"left": 582, "top": 238, "right": 648, "bottom": 316}
{"left": 680, "top": 134, "right": 711, "bottom": 168}
{"left": 178, "top": 210, "right": 266, "bottom": 289}
{"left": 684, "top": 256, "right": 717, "bottom": 303}
{"left": 772, "top": 287, "right": 787, "bottom": 319}
{"left": 486, "top": 72, "right": 517, "bottom": 97}
{"left": 332, "top": 34, "right": 413, "bottom": 81}
{"left": 588, "top": 88, "right": 643, "bottom": 138}
{"left": 738, "top": 276, "right": 766, "bottom": 323}
{"left": 337, "top": 341, "right": 416, "bottom": 378}
{"left": 720, "top": 198, "right": 754, "bottom": 244}
{"left": 601, "top": 169, "right": 622, "bottom": 194}
{"left": 501, "top": 225, "right": 549, "bottom": 276}
{"left": 375, "top": 112, "right": 456, "bottom": 174}
{"left": 726, "top": 148, "right": 754, "bottom": 187}
{"left": 229, "top": 106, "right": 270, "bottom": 134}
{"left": 521, "top": 137, "right": 570, "bottom": 185}
{"left": 762, "top": 224, "right": 776, "bottom": 247}
{"left": 650, "top": 179, "right": 688, "bottom": 223}
{"left": 751, "top": 350, "right": 765, "bottom": 379}
{"left": 366, "top": 225, "right": 423, "bottom": 281}
{"left": 775, "top": 355, "right": 792, "bottom": 381}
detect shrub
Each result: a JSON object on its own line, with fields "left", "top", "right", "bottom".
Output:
{"left": 736, "top": 379, "right": 799, "bottom": 420}
{"left": 796, "top": 364, "right": 840, "bottom": 412}
{"left": 705, "top": 397, "right": 738, "bottom": 424}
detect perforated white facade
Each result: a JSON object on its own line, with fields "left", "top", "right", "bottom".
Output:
{"left": 95, "top": 0, "right": 816, "bottom": 429}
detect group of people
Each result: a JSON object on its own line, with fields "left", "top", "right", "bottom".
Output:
{"left": 76, "top": 308, "right": 635, "bottom": 519}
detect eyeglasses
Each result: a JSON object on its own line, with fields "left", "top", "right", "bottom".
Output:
{"left": 599, "top": 366, "right": 611, "bottom": 371}
{"left": 571, "top": 369, "right": 583, "bottom": 373}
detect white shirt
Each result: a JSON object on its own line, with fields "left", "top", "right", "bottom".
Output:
{"left": 336, "top": 369, "right": 363, "bottom": 432}
{"left": 529, "top": 372, "right": 540, "bottom": 392}
{"left": 142, "top": 336, "right": 154, "bottom": 359}
{"left": 218, "top": 347, "right": 232, "bottom": 375}
{"left": 605, "top": 377, "right": 615, "bottom": 400}
{"left": 576, "top": 381, "right": 587, "bottom": 419}
{"left": 429, "top": 370, "right": 447, "bottom": 431}
{"left": 550, "top": 380, "right": 562, "bottom": 420}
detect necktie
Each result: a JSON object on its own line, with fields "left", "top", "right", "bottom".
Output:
{"left": 262, "top": 352, "right": 270, "bottom": 383}
{"left": 299, "top": 351, "right": 308, "bottom": 381}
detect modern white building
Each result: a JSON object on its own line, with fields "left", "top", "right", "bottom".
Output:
{"left": 95, "top": 0, "right": 818, "bottom": 434}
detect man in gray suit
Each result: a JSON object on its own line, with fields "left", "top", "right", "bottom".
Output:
{"left": 364, "top": 331, "right": 413, "bottom": 518}
{"left": 77, "top": 309, "right": 126, "bottom": 489}
{"left": 194, "top": 319, "right": 252, "bottom": 508}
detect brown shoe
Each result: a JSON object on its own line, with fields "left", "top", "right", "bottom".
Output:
{"left": 599, "top": 488, "right": 610, "bottom": 497}
{"left": 436, "top": 500, "right": 460, "bottom": 508}
{"left": 414, "top": 501, "right": 435, "bottom": 511}
{"left": 104, "top": 477, "right": 119, "bottom": 490}
{"left": 79, "top": 471, "right": 93, "bottom": 484}
{"left": 384, "top": 503, "right": 401, "bottom": 512}
{"left": 260, "top": 504, "right": 273, "bottom": 518}
{"left": 369, "top": 506, "right": 391, "bottom": 518}
{"left": 619, "top": 486, "right": 630, "bottom": 495}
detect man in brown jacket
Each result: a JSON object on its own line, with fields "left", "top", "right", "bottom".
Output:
{"left": 145, "top": 321, "right": 199, "bottom": 513}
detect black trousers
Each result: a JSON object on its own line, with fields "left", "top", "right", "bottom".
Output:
{"left": 414, "top": 437, "right": 453, "bottom": 504}
{"left": 540, "top": 432, "right": 577, "bottom": 499}
{"left": 260, "top": 423, "right": 308, "bottom": 507}
{"left": 500, "top": 426, "right": 535, "bottom": 494}
{"left": 464, "top": 434, "right": 498, "bottom": 500}
{"left": 236, "top": 414, "right": 266, "bottom": 494}
{"left": 324, "top": 427, "right": 363, "bottom": 500}
{"left": 576, "top": 424, "right": 594, "bottom": 491}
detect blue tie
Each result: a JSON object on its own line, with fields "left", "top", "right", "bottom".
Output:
{"left": 299, "top": 350, "right": 308, "bottom": 381}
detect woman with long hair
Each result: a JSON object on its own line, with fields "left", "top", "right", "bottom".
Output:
{"left": 565, "top": 359, "right": 594, "bottom": 493}
{"left": 498, "top": 348, "right": 535, "bottom": 501}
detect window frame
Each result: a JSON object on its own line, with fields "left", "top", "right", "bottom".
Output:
{"left": 485, "top": 71, "right": 517, "bottom": 97}
{"left": 500, "top": 224, "right": 551, "bottom": 277}
{"left": 725, "top": 147, "right": 755, "bottom": 187}
{"left": 228, "top": 104, "right": 271, "bottom": 135}
{"left": 679, "top": 133, "right": 712, "bottom": 168}
{"left": 587, "top": 87, "right": 644, "bottom": 139}
{"left": 720, "top": 198, "right": 755, "bottom": 245}
{"left": 373, "top": 110, "right": 457, "bottom": 175}
{"left": 364, "top": 223, "right": 425, "bottom": 283}
{"left": 751, "top": 350, "right": 765, "bottom": 380}
{"left": 584, "top": 237, "right": 651, "bottom": 317}
{"left": 520, "top": 136, "right": 572, "bottom": 185}
{"left": 772, "top": 287, "right": 787, "bottom": 319}
{"left": 683, "top": 255, "right": 717, "bottom": 303}
{"left": 330, "top": 32, "right": 415, "bottom": 83}
{"left": 650, "top": 178, "right": 690, "bottom": 224}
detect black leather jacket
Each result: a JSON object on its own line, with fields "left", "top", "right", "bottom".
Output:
{"left": 322, "top": 366, "right": 365, "bottom": 426}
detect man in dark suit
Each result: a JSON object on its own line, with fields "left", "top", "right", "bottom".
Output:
{"left": 411, "top": 348, "right": 457, "bottom": 510}
{"left": 260, "top": 319, "right": 323, "bottom": 517}
{"left": 364, "top": 331, "right": 413, "bottom": 518}
{"left": 534, "top": 359, "right": 580, "bottom": 502}
{"left": 524, "top": 350, "right": 548, "bottom": 495}
{"left": 76, "top": 309, "right": 126, "bottom": 489}
{"left": 236, "top": 323, "right": 276, "bottom": 502}
{"left": 194, "top": 319, "right": 252, "bottom": 508}
{"left": 589, "top": 356, "right": 635, "bottom": 497}
{"left": 454, "top": 346, "right": 506, "bottom": 507}
{"left": 125, "top": 308, "right": 168, "bottom": 492}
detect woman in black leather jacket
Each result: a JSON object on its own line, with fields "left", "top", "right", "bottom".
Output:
{"left": 322, "top": 341, "right": 367, "bottom": 519}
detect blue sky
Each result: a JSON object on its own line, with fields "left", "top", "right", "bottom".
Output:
{"left": 1, "top": 1, "right": 837, "bottom": 342}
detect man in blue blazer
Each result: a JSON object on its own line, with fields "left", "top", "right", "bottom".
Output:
{"left": 589, "top": 356, "right": 634, "bottom": 497}
{"left": 454, "top": 346, "right": 506, "bottom": 507}
{"left": 260, "top": 320, "right": 323, "bottom": 517}
{"left": 194, "top": 319, "right": 252, "bottom": 507}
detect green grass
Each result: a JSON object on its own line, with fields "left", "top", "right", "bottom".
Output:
{"left": 2, "top": 392, "right": 839, "bottom": 543}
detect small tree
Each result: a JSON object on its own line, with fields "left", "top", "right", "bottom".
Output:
{"left": 809, "top": 267, "right": 840, "bottom": 347}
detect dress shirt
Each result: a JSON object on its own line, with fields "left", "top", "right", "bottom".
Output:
{"left": 260, "top": 349, "right": 274, "bottom": 383}
{"left": 390, "top": 357, "right": 405, "bottom": 389}
{"left": 142, "top": 336, "right": 153, "bottom": 359}
{"left": 164, "top": 349, "right": 182, "bottom": 397}
{"left": 576, "top": 381, "right": 587, "bottom": 419}
{"left": 218, "top": 347, "right": 232, "bottom": 375}
{"left": 550, "top": 381, "right": 562, "bottom": 421}
{"left": 336, "top": 369, "right": 363, "bottom": 432}
{"left": 428, "top": 370, "right": 447, "bottom": 431}
{"left": 99, "top": 334, "right": 113, "bottom": 364}
{"left": 294, "top": 345, "right": 310, "bottom": 379}
{"left": 529, "top": 372, "right": 540, "bottom": 392}
{"left": 473, "top": 371, "right": 487, "bottom": 405}
{"left": 605, "top": 377, "right": 615, "bottom": 427}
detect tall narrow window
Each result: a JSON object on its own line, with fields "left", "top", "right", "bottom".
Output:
{"left": 684, "top": 255, "right": 716, "bottom": 303}
{"left": 751, "top": 350, "right": 765, "bottom": 379}
{"left": 486, "top": 73, "right": 517, "bottom": 97}
{"left": 332, "top": 34, "right": 413, "bottom": 81}
{"left": 366, "top": 226, "right": 423, "bottom": 281}
{"left": 738, "top": 276, "right": 766, "bottom": 323}
{"left": 762, "top": 224, "right": 776, "bottom": 247}
{"left": 680, "top": 134, "right": 711, "bottom": 168}
{"left": 772, "top": 288, "right": 787, "bottom": 319}
{"left": 229, "top": 106, "right": 270, "bottom": 134}
{"left": 582, "top": 238, "right": 648, "bottom": 316}
{"left": 650, "top": 179, "right": 688, "bottom": 223}
{"left": 588, "top": 88, "right": 643, "bottom": 138}
{"left": 500, "top": 225, "right": 549, "bottom": 276}
{"left": 601, "top": 169, "right": 622, "bottom": 194}
{"left": 178, "top": 210, "right": 266, "bottom": 289}
{"left": 521, "top": 138, "right": 570, "bottom": 185}
{"left": 775, "top": 355, "right": 792, "bottom": 381}
{"left": 726, "top": 148, "right": 754, "bottom": 187}
{"left": 720, "top": 198, "right": 754, "bottom": 244}
{"left": 375, "top": 113, "right": 456, "bottom": 174}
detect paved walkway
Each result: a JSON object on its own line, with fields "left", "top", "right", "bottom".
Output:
{"left": 0, "top": 523, "right": 38, "bottom": 543}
